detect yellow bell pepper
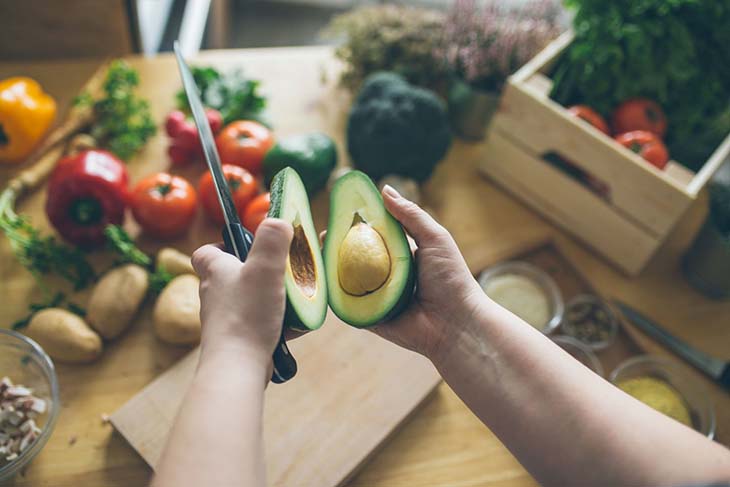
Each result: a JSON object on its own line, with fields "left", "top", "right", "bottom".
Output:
{"left": 0, "top": 77, "right": 57, "bottom": 163}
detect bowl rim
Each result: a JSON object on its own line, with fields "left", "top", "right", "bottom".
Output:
{"left": 479, "top": 260, "right": 564, "bottom": 335}
{"left": 561, "top": 293, "right": 619, "bottom": 351}
{"left": 609, "top": 354, "right": 716, "bottom": 439}
{"left": 0, "top": 328, "right": 60, "bottom": 479}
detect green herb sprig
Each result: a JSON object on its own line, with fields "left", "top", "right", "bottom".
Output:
{"left": 0, "top": 189, "right": 95, "bottom": 292}
{"left": 104, "top": 225, "right": 173, "bottom": 293}
{"left": 175, "top": 66, "right": 268, "bottom": 126}
{"left": 75, "top": 60, "right": 156, "bottom": 160}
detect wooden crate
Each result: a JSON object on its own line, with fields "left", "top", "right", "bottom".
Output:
{"left": 480, "top": 31, "right": 730, "bottom": 276}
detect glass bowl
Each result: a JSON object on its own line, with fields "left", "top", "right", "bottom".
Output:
{"left": 479, "top": 261, "right": 564, "bottom": 335}
{"left": 0, "top": 328, "right": 60, "bottom": 481}
{"left": 610, "top": 355, "right": 715, "bottom": 439}
{"left": 552, "top": 335, "right": 604, "bottom": 377}
{"left": 560, "top": 294, "right": 618, "bottom": 351}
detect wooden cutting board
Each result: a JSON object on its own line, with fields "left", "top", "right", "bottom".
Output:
{"left": 111, "top": 311, "right": 441, "bottom": 487}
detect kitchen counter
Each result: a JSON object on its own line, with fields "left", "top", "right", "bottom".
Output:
{"left": 1, "top": 46, "right": 728, "bottom": 487}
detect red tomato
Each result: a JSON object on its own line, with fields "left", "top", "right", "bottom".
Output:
{"left": 130, "top": 172, "right": 197, "bottom": 238}
{"left": 611, "top": 99, "right": 667, "bottom": 137}
{"left": 198, "top": 165, "right": 258, "bottom": 225}
{"left": 614, "top": 130, "right": 669, "bottom": 170}
{"left": 567, "top": 105, "right": 609, "bottom": 135}
{"left": 242, "top": 192, "right": 270, "bottom": 234}
{"left": 215, "top": 121, "right": 275, "bottom": 175}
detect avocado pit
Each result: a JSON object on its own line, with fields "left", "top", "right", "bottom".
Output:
{"left": 289, "top": 224, "right": 317, "bottom": 299}
{"left": 338, "top": 219, "right": 391, "bottom": 296}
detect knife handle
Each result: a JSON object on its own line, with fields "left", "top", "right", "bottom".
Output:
{"left": 222, "top": 223, "right": 298, "bottom": 384}
{"left": 222, "top": 222, "right": 254, "bottom": 261}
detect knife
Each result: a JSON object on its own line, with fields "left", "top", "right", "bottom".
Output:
{"left": 174, "top": 41, "right": 297, "bottom": 384}
{"left": 614, "top": 300, "right": 730, "bottom": 391}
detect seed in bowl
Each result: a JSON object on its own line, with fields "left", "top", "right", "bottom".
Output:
{"left": 0, "top": 377, "right": 46, "bottom": 463}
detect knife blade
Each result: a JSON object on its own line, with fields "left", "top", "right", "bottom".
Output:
{"left": 174, "top": 41, "right": 297, "bottom": 384}
{"left": 614, "top": 300, "right": 730, "bottom": 391}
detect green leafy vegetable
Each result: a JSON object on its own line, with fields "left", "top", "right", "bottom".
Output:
{"left": 104, "top": 224, "right": 173, "bottom": 292}
{"left": 550, "top": 0, "right": 730, "bottom": 170}
{"left": 0, "top": 189, "right": 95, "bottom": 292}
{"left": 175, "top": 66, "right": 268, "bottom": 125}
{"left": 104, "top": 224, "right": 151, "bottom": 267}
{"left": 76, "top": 60, "right": 156, "bottom": 160}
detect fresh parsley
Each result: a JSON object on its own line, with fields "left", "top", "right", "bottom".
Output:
{"left": 550, "top": 0, "right": 730, "bottom": 171}
{"left": 175, "top": 66, "right": 268, "bottom": 126}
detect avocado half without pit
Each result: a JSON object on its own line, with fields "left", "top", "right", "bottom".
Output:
{"left": 268, "top": 167, "right": 328, "bottom": 331}
{"left": 324, "top": 170, "right": 415, "bottom": 327}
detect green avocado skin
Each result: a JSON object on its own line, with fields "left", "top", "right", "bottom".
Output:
{"left": 264, "top": 133, "right": 337, "bottom": 195}
{"left": 381, "top": 257, "right": 416, "bottom": 324}
{"left": 268, "top": 168, "right": 323, "bottom": 331}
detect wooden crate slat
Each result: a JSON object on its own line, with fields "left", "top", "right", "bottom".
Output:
{"left": 493, "top": 81, "right": 693, "bottom": 236}
{"left": 480, "top": 131, "right": 658, "bottom": 275}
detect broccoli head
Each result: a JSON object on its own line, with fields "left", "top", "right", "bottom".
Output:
{"left": 346, "top": 72, "right": 451, "bottom": 182}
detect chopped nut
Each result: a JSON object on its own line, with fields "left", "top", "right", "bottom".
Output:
{"left": 100, "top": 413, "right": 111, "bottom": 425}
{"left": 0, "top": 377, "right": 47, "bottom": 463}
{"left": 68, "top": 436, "right": 77, "bottom": 446}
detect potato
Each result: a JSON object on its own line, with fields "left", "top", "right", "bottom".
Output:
{"left": 87, "top": 264, "right": 149, "bottom": 339}
{"left": 24, "top": 308, "right": 102, "bottom": 364}
{"left": 156, "top": 247, "right": 195, "bottom": 277}
{"left": 153, "top": 274, "right": 201, "bottom": 345}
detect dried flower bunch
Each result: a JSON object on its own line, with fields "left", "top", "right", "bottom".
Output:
{"left": 322, "top": 5, "right": 448, "bottom": 91}
{"left": 439, "top": 0, "right": 562, "bottom": 92}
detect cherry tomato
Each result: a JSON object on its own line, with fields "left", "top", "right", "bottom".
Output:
{"left": 242, "top": 192, "right": 270, "bottom": 234}
{"left": 611, "top": 99, "right": 667, "bottom": 137}
{"left": 567, "top": 105, "right": 609, "bottom": 135}
{"left": 130, "top": 172, "right": 197, "bottom": 238}
{"left": 215, "top": 121, "right": 275, "bottom": 175}
{"left": 198, "top": 164, "right": 258, "bottom": 225}
{"left": 614, "top": 130, "right": 669, "bottom": 170}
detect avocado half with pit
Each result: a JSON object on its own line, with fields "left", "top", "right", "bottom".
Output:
{"left": 268, "top": 167, "right": 328, "bottom": 331}
{"left": 324, "top": 170, "right": 415, "bottom": 327}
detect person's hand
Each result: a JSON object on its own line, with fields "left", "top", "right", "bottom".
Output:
{"left": 191, "top": 219, "right": 294, "bottom": 375}
{"left": 374, "top": 185, "right": 488, "bottom": 363}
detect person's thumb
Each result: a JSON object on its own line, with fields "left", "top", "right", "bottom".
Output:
{"left": 247, "top": 218, "right": 294, "bottom": 275}
{"left": 382, "top": 185, "right": 450, "bottom": 248}
{"left": 192, "top": 243, "right": 236, "bottom": 278}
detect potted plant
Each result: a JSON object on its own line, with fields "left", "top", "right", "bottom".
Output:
{"left": 438, "top": 0, "right": 562, "bottom": 139}
{"left": 683, "top": 181, "right": 730, "bottom": 299}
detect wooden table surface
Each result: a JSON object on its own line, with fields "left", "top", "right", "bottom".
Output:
{"left": 1, "top": 47, "right": 728, "bottom": 487}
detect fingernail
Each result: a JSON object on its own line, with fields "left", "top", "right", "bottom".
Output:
{"left": 382, "top": 184, "right": 401, "bottom": 199}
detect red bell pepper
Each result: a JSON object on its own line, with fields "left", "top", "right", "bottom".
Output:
{"left": 165, "top": 109, "right": 223, "bottom": 165}
{"left": 46, "top": 149, "right": 129, "bottom": 247}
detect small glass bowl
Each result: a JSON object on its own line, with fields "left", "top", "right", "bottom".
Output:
{"left": 552, "top": 335, "right": 604, "bottom": 377}
{"left": 0, "top": 329, "right": 60, "bottom": 481}
{"left": 479, "top": 261, "right": 564, "bottom": 335}
{"left": 560, "top": 294, "right": 618, "bottom": 351}
{"left": 610, "top": 355, "right": 715, "bottom": 439}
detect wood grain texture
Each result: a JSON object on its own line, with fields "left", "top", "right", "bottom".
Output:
{"left": 0, "top": 0, "right": 136, "bottom": 60}
{"left": 112, "top": 313, "right": 441, "bottom": 486}
{"left": 481, "top": 130, "right": 658, "bottom": 274}
{"left": 0, "top": 47, "right": 729, "bottom": 487}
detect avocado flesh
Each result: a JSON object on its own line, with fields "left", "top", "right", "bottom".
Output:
{"left": 268, "top": 167, "right": 328, "bottom": 331}
{"left": 324, "top": 170, "right": 414, "bottom": 327}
